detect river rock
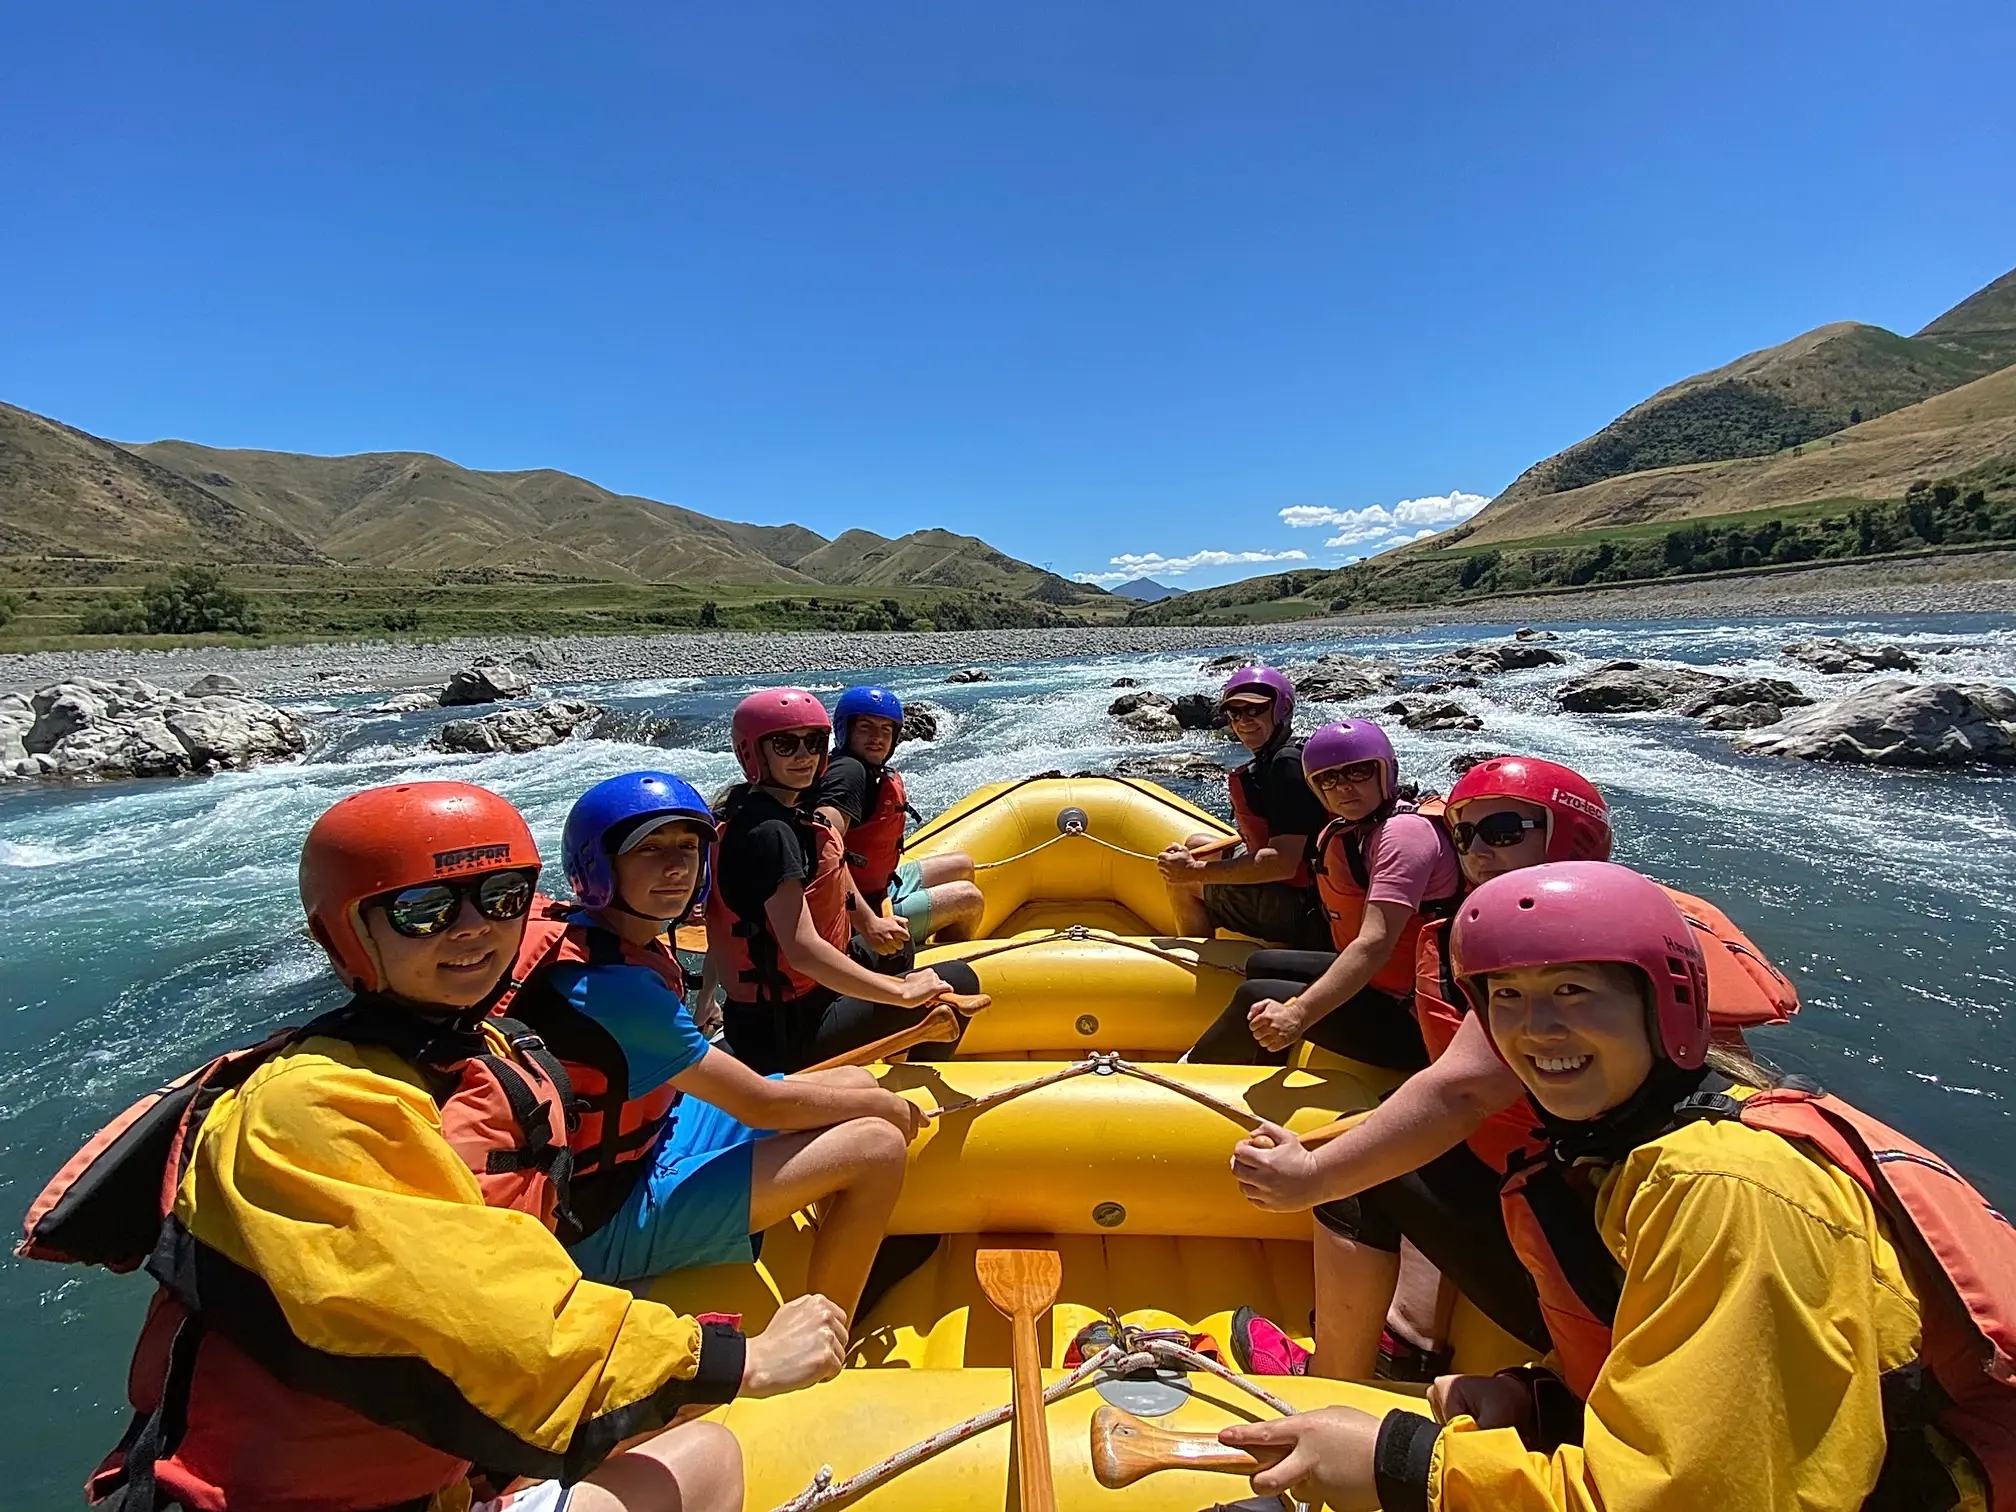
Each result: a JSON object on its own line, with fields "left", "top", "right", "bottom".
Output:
{"left": 1109, "top": 691, "right": 1176, "bottom": 717}
{"left": 1172, "top": 693, "right": 1219, "bottom": 730}
{"left": 1114, "top": 751, "right": 1228, "bottom": 781}
{"left": 1416, "top": 677, "right": 1483, "bottom": 693}
{"left": 1382, "top": 698, "right": 1484, "bottom": 733}
{"left": 181, "top": 673, "right": 245, "bottom": 698}
{"left": 371, "top": 688, "right": 441, "bottom": 714}
{"left": 434, "top": 699, "right": 606, "bottom": 755}
{"left": 900, "top": 703, "right": 943, "bottom": 742}
{"left": 1735, "top": 681, "right": 2016, "bottom": 766}
{"left": 1110, "top": 676, "right": 1141, "bottom": 688}
{"left": 1432, "top": 642, "right": 1566, "bottom": 675}
{"left": 1701, "top": 702, "right": 1786, "bottom": 731}
{"left": 440, "top": 656, "right": 532, "bottom": 707}
{"left": 1114, "top": 702, "right": 1181, "bottom": 738}
{"left": 1200, "top": 653, "right": 1249, "bottom": 673}
{"left": 1556, "top": 660, "right": 1727, "bottom": 713}
{"left": 3, "top": 676, "right": 306, "bottom": 781}
{"left": 587, "top": 710, "right": 689, "bottom": 747}
{"left": 946, "top": 667, "right": 991, "bottom": 684}
{"left": 1514, "top": 628, "right": 1559, "bottom": 642}
{"left": 1677, "top": 678, "right": 1813, "bottom": 718}
{"left": 1781, "top": 638, "right": 1920, "bottom": 675}
{"left": 1287, "top": 654, "right": 1403, "bottom": 701}
{"left": 1448, "top": 750, "right": 1509, "bottom": 774}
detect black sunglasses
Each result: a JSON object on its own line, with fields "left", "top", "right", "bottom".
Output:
{"left": 764, "top": 731, "right": 830, "bottom": 757}
{"left": 372, "top": 868, "right": 540, "bottom": 938}
{"left": 1310, "top": 760, "right": 1383, "bottom": 791}
{"left": 1453, "top": 812, "right": 1545, "bottom": 853}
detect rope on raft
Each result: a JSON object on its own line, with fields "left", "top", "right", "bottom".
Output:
{"left": 930, "top": 925, "right": 1248, "bottom": 977}
{"left": 769, "top": 1326, "right": 1305, "bottom": 1512}
{"left": 922, "top": 1051, "right": 1266, "bottom": 1133}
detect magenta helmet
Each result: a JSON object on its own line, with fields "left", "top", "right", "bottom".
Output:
{"left": 1218, "top": 665, "right": 1296, "bottom": 724}
{"left": 1450, "top": 861, "right": 1710, "bottom": 1070}
{"left": 1301, "top": 719, "right": 1396, "bottom": 799}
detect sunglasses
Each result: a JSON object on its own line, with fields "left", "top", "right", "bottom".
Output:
{"left": 1310, "top": 760, "right": 1384, "bottom": 791}
{"left": 1221, "top": 701, "right": 1274, "bottom": 722}
{"left": 764, "top": 731, "right": 830, "bottom": 758}
{"left": 372, "top": 868, "right": 540, "bottom": 938}
{"left": 1452, "top": 811, "right": 1545, "bottom": 852}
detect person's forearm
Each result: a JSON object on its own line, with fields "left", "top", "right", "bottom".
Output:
{"left": 755, "top": 1075, "right": 906, "bottom": 1131}
{"left": 1296, "top": 938, "right": 1383, "bottom": 1020}
{"left": 1307, "top": 1067, "right": 1498, "bottom": 1202}
{"left": 1200, "top": 844, "right": 1301, "bottom": 885}
{"left": 781, "top": 930, "right": 912, "bottom": 1004}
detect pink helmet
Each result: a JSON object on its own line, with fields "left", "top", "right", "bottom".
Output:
{"left": 1447, "top": 756, "right": 1612, "bottom": 862}
{"left": 1450, "top": 861, "right": 1709, "bottom": 1069}
{"left": 730, "top": 688, "right": 833, "bottom": 782}
{"left": 1301, "top": 719, "right": 1396, "bottom": 800}
{"left": 1219, "top": 665, "right": 1296, "bottom": 723}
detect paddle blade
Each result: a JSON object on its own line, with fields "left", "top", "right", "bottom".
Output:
{"left": 975, "top": 1244, "right": 1062, "bottom": 1319}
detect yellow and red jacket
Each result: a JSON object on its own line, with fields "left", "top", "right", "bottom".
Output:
{"left": 19, "top": 1000, "right": 743, "bottom": 1512}
{"left": 500, "top": 899, "right": 689, "bottom": 1245}
{"left": 843, "top": 765, "right": 917, "bottom": 904}
{"left": 1385, "top": 1082, "right": 2012, "bottom": 1512}
{"left": 708, "top": 789, "right": 853, "bottom": 1004}
{"left": 1312, "top": 811, "right": 1458, "bottom": 995}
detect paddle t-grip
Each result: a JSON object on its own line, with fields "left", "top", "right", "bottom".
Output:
{"left": 1088, "top": 1405, "right": 1283, "bottom": 1489}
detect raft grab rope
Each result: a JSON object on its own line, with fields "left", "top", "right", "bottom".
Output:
{"left": 922, "top": 1050, "right": 1267, "bottom": 1133}
{"left": 769, "top": 1322, "right": 1305, "bottom": 1512}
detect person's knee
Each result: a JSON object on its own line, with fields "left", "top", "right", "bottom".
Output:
{"left": 846, "top": 1115, "right": 910, "bottom": 1180}
{"left": 816, "top": 1065, "right": 879, "bottom": 1092}
{"left": 939, "top": 881, "right": 983, "bottom": 919}
{"left": 580, "top": 1418, "right": 743, "bottom": 1512}
{"left": 934, "top": 959, "right": 981, "bottom": 996}
{"left": 1314, "top": 1196, "right": 1403, "bottom": 1253}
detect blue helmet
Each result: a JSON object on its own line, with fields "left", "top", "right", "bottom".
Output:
{"left": 564, "top": 771, "right": 716, "bottom": 918}
{"left": 834, "top": 686, "right": 905, "bottom": 760}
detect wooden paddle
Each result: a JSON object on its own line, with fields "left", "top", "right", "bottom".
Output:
{"left": 1088, "top": 1405, "right": 1287, "bottom": 1489}
{"left": 1292, "top": 1108, "right": 1372, "bottom": 1150}
{"left": 976, "top": 1244, "right": 1063, "bottom": 1512}
{"left": 798, "top": 999, "right": 985, "bottom": 1074}
{"left": 1180, "top": 833, "right": 1243, "bottom": 860}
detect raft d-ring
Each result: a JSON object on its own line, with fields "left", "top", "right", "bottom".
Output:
{"left": 1089, "top": 1051, "right": 1120, "bottom": 1075}
{"left": 1075, "top": 1014, "right": 1100, "bottom": 1037}
{"left": 1092, "top": 1201, "right": 1127, "bottom": 1229}
{"left": 1056, "top": 806, "right": 1089, "bottom": 835}
{"left": 1064, "top": 924, "right": 1092, "bottom": 940}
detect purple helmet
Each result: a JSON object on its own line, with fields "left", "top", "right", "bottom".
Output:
{"left": 1219, "top": 665, "right": 1296, "bottom": 723}
{"left": 1301, "top": 719, "right": 1396, "bottom": 799}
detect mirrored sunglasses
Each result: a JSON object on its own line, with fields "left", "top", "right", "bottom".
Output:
{"left": 374, "top": 868, "right": 540, "bottom": 938}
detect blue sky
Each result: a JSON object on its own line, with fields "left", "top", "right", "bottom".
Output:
{"left": 3, "top": 4, "right": 2012, "bottom": 590}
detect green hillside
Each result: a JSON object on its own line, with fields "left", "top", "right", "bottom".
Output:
{"left": 1916, "top": 266, "right": 2016, "bottom": 370}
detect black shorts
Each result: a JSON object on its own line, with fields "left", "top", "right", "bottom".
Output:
{"left": 722, "top": 959, "right": 980, "bottom": 1074}
{"left": 1187, "top": 948, "right": 1429, "bottom": 1070}
{"left": 1200, "top": 881, "right": 1331, "bottom": 951}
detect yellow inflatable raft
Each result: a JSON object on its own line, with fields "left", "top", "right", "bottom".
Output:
{"left": 658, "top": 776, "right": 1528, "bottom": 1510}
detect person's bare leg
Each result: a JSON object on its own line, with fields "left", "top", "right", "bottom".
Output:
{"left": 571, "top": 1418, "right": 743, "bottom": 1512}
{"left": 920, "top": 881, "right": 983, "bottom": 942}
{"left": 1310, "top": 1218, "right": 1400, "bottom": 1381}
{"left": 1385, "top": 1240, "right": 1457, "bottom": 1355}
{"left": 748, "top": 1115, "right": 908, "bottom": 1321}
{"left": 913, "top": 853, "right": 975, "bottom": 887}
{"left": 1166, "top": 831, "right": 1217, "bottom": 937}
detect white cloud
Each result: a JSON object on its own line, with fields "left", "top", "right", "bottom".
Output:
{"left": 1278, "top": 490, "right": 1491, "bottom": 548}
{"left": 1074, "top": 547, "right": 1309, "bottom": 586}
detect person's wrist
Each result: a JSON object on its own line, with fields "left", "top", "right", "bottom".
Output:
{"left": 740, "top": 1336, "right": 775, "bottom": 1396}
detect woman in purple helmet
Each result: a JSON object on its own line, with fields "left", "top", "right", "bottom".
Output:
{"left": 1188, "top": 717, "right": 1458, "bottom": 1069}
{"left": 1159, "top": 665, "right": 1332, "bottom": 951}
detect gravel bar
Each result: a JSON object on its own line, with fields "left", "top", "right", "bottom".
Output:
{"left": 6, "top": 553, "right": 2015, "bottom": 698}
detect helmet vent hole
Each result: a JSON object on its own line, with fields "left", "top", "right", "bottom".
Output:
{"left": 1517, "top": 896, "right": 1536, "bottom": 910}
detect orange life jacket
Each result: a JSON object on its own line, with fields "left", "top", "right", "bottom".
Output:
{"left": 1228, "top": 742, "right": 1316, "bottom": 889}
{"left": 1312, "top": 809, "right": 1459, "bottom": 996}
{"left": 498, "top": 899, "right": 690, "bottom": 1244}
{"left": 1412, "top": 884, "right": 1798, "bottom": 1174}
{"left": 1499, "top": 1080, "right": 2016, "bottom": 1498}
{"left": 844, "top": 765, "right": 917, "bottom": 904}
{"left": 707, "top": 788, "right": 853, "bottom": 1004}
{"left": 18, "top": 1000, "right": 575, "bottom": 1512}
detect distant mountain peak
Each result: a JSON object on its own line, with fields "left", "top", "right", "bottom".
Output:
{"left": 1111, "top": 577, "right": 1183, "bottom": 601}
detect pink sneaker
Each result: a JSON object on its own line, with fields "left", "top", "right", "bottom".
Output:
{"left": 1228, "top": 1306, "right": 1311, "bottom": 1376}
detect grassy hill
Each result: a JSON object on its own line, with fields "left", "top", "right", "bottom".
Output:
{"left": 1915, "top": 266, "right": 2016, "bottom": 370}
{"left": 0, "top": 405, "right": 1114, "bottom": 643}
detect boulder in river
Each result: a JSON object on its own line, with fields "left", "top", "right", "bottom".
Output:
{"left": 1382, "top": 698, "right": 1484, "bottom": 733}
{"left": 900, "top": 702, "right": 943, "bottom": 742}
{"left": 1114, "top": 751, "right": 1228, "bottom": 782}
{"left": 1109, "top": 690, "right": 1176, "bottom": 717}
{"left": 370, "top": 688, "right": 441, "bottom": 714}
{"left": 1514, "top": 627, "right": 1560, "bottom": 642}
{"left": 1172, "top": 693, "right": 1220, "bottom": 730}
{"left": 1200, "top": 653, "right": 1249, "bottom": 673}
{"left": 1735, "top": 681, "right": 2016, "bottom": 766}
{"left": 1448, "top": 750, "right": 1510, "bottom": 775}
{"left": 1781, "top": 638, "right": 1920, "bottom": 675}
{"left": 1286, "top": 654, "right": 1403, "bottom": 702}
{"left": 1110, "top": 676, "right": 1141, "bottom": 688}
{"left": 440, "top": 656, "right": 532, "bottom": 707}
{"left": 1677, "top": 678, "right": 1812, "bottom": 718}
{"left": 1113, "top": 701, "right": 1181, "bottom": 738}
{"left": 434, "top": 699, "right": 606, "bottom": 755}
{"left": 1431, "top": 642, "right": 1566, "bottom": 675}
{"left": 1700, "top": 702, "right": 1786, "bottom": 731}
{"left": 181, "top": 673, "right": 246, "bottom": 698}
{"left": 946, "top": 667, "right": 992, "bottom": 684}
{"left": 2, "top": 677, "right": 306, "bottom": 782}
{"left": 1556, "top": 660, "right": 1726, "bottom": 713}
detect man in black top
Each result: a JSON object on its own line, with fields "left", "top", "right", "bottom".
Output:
{"left": 1158, "top": 666, "right": 1331, "bottom": 950}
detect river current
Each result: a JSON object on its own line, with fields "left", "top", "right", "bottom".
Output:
{"left": 3, "top": 611, "right": 2012, "bottom": 1500}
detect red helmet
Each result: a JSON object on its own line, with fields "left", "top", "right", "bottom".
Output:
{"left": 1447, "top": 756, "right": 1611, "bottom": 862}
{"left": 730, "top": 688, "right": 833, "bottom": 782}
{"left": 300, "top": 781, "right": 539, "bottom": 993}
{"left": 1450, "top": 861, "right": 1709, "bottom": 1069}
